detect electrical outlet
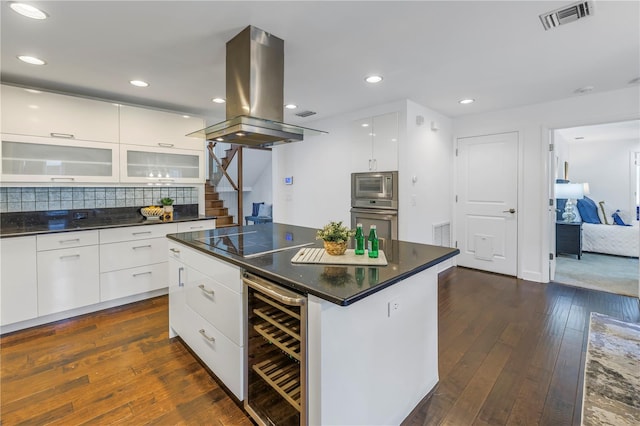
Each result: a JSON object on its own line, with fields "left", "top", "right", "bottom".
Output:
{"left": 388, "top": 298, "right": 400, "bottom": 317}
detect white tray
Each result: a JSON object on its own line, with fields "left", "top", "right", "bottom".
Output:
{"left": 291, "top": 248, "right": 387, "bottom": 266}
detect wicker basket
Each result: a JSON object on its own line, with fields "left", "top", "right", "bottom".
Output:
{"left": 323, "top": 240, "right": 347, "bottom": 256}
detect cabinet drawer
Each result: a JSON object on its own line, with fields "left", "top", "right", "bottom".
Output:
{"left": 37, "top": 245, "right": 100, "bottom": 316}
{"left": 181, "top": 247, "right": 242, "bottom": 293}
{"left": 99, "top": 223, "right": 177, "bottom": 244}
{"left": 180, "top": 305, "right": 243, "bottom": 400}
{"left": 185, "top": 267, "right": 243, "bottom": 345}
{"left": 37, "top": 230, "right": 99, "bottom": 251}
{"left": 100, "top": 262, "right": 168, "bottom": 302}
{"left": 100, "top": 238, "right": 168, "bottom": 272}
{"left": 176, "top": 219, "right": 216, "bottom": 232}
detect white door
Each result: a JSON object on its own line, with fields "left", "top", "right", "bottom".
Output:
{"left": 456, "top": 132, "right": 518, "bottom": 275}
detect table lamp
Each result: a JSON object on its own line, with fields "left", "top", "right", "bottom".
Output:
{"left": 555, "top": 183, "right": 584, "bottom": 222}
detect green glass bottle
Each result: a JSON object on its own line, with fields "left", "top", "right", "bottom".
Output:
{"left": 367, "top": 225, "right": 379, "bottom": 258}
{"left": 354, "top": 223, "right": 365, "bottom": 255}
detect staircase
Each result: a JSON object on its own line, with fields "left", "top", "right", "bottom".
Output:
{"left": 204, "top": 181, "right": 235, "bottom": 227}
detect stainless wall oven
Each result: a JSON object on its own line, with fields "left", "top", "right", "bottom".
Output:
{"left": 244, "top": 272, "right": 307, "bottom": 426}
{"left": 351, "top": 171, "right": 398, "bottom": 252}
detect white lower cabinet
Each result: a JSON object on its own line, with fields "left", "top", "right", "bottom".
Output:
{"left": 168, "top": 240, "right": 244, "bottom": 400}
{"left": 100, "top": 262, "right": 168, "bottom": 302}
{"left": 0, "top": 236, "right": 38, "bottom": 326}
{"left": 37, "top": 245, "right": 100, "bottom": 316}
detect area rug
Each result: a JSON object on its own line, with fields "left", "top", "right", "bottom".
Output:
{"left": 582, "top": 312, "right": 640, "bottom": 425}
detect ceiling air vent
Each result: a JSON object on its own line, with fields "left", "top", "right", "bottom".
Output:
{"left": 539, "top": 1, "right": 594, "bottom": 31}
{"left": 295, "top": 110, "right": 317, "bottom": 118}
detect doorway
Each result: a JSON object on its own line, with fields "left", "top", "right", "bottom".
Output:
{"left": 550, "top": 120, "right": 640, "bottom": 297}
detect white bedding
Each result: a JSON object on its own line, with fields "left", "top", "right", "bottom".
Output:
{"left": 582, "top": 221, "right": 639, "bottom": 257}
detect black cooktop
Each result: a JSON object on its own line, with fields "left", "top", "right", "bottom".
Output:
{"left": 196, "top": 226, "right": 314, "bottom": 258}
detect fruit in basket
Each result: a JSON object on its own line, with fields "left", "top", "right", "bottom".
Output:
{"left": 141, "top": 206, "right": 164, "bottom": 218}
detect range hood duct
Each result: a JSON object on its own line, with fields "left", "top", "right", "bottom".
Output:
{"left": 188, "top": 25, "right": 326, "bottom": 147}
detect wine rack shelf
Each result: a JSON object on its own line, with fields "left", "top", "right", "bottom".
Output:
{"left": 253, "top": 358, "right": 301, "bottom": 412}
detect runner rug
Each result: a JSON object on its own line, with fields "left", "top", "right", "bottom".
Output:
{"left": 582, "top": 312, "right": 640, "bottom": 425}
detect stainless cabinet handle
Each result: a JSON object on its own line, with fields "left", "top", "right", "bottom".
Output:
{"left": 157, "top": 178, "right": 175, "bottom": 182}
{"left": 59, "top": 254, "right": 80, "bottom": 259}
{"left": 199, "top": 329, "right": 215, "bottom": 342}
{"left": 50, "top": 132, "right": 74, "bottom": 139}
{"left": 502, "top": 208, "right": 516, "bottom": 214}
{"left": 178, "top": 266, "right": 184, "bottom": 287}
{"left": 132, "top": 231, "right": 152, "bottom": 236}
{"left": 368, "top": 159, "right": 372, "bottom": 170}
{"left": 157, "top": 143, "right": 174, "bottom": 148}
{"left": 190, "top": 226, "right": 203, "bottom": 230}
{"left": 133, "top": 271, "right": 152, "bottom": 277}
{"left": 198, "top": 284, "right": 215, "bottom": 296}
{"left": 170, "top": 248, "right": 181, "bottom": 253}
{"left": 58, "top": 238, "right": 80, "bottom": 244}
{"left": 132, "top": 244, "right": 152, "bottom": 250}
{"left": 243, "top": 274, "right": 305, "bottom": 306}
{"left": 50, "top": 177, "right": 75, "bottom": 181}
{"left": 373, "top": 159, "right": 377, "bottom": 170}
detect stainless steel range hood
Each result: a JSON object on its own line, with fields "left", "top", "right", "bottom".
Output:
{"left": 188, "top": 26, "right": 326, "bottom": 147}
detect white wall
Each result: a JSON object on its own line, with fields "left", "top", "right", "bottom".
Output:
{"left": 272, "top": 99, "right": 454, "bottom": 248}
{"left": 453, "top": 86, "right": 640, "bottom": 282}
{"left": 568, "top": 138, "right": 640, "bottom": 216}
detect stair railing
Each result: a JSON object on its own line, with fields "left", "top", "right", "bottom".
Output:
{"left": 207, "top": 142, "right": 239, "bottom": 191}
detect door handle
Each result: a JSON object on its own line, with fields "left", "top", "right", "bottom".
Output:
{"left": 503, "top": 208, "right": 516, "bottom": 214}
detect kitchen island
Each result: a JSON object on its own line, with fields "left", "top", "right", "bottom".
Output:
{"left": 167, "top": 222, "right": 458, "bottom": 425}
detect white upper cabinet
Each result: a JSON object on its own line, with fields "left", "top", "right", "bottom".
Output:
{"left": 119, "top": 105, "right": 205, "bottom": 151}
{"left": 1, "top": 134, "right": 119, "bottom": 183}
{"left": 351, "top": 112, "right": 399, "bottom": 172}
{"left": 120, "top": 144, "right": 204, "bottom": 184}
{"left": 1, "top": 84, "right": 119, "bottom": 143}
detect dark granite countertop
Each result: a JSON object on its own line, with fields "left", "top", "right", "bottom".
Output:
{"left": 167, "top": 222, "right": 459, "bottom": 306}
{"left": 0, "top": 205, "right": 215, "bottom": 237}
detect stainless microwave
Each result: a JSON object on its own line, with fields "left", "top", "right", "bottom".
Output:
{"left": 351, "top": 171, "right": 398, "bottom": 209}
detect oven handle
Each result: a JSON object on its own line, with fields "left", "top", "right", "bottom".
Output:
{"left": 243, "top": 273, "right": 306, "bottom": 307}
{"left": 350, "top": 208, "right": 398, "bottom": 215}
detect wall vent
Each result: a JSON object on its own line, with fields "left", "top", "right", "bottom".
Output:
{"left": 539, "top": 1, "right": 594, "bottom": 31}
{"left": 295, "top": 110, "right": 317, "bottom": 118}
{"left": 433, "top": 222, "right": 451, "bottom": 247}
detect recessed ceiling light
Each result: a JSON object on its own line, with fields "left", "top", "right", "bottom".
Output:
{"left": 212, "top": 97, "right": 226, "bottom": 104}
{"left": 236, "top": 132, "right": 245, "bottom": 137}
{"left": 361, "top": 123, "right": 370, "bottom": 127}
{"left": 459, "top": 99, "right": 475, "bottom": 104}
{"left": 18, "top": 55, "right": 45, "bottom": 65}
{"left": 365, "top": 75, "right": 383, "bottom": 84}
{"left": 130, "top": 80, "right": 149, "bottom": 87}
{"left": 284, "top": 104, "right": 297, "bottom": 109}
{"left": 574, "top": 85, "right": 594, "bottom": 94}
{"left": 216, "top": 137, "right": 224, "bottom": 142}
{"left": 9, "top": 2, "right": 47, "bottom": 19}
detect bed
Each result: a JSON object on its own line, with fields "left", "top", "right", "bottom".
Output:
{"left": 582, "top": 221, "right": 639, "bottom": 258}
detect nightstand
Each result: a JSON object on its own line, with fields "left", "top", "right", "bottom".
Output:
{"left": 556, "top": 221, "right": 582, "bottom": 259}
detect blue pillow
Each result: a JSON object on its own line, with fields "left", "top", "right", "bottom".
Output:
{"left": 612, "top": 211, "right": 631, "bottom": 226}
{"left": 252, "top": 202, "right": 264, "bottom": 216}
{"left": 257, "top": 203, "right": 272, "bottom": 217}
{"left": 577, "top": 197, "right": 600, "bottom": 224}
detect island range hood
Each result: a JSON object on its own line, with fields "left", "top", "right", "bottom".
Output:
{"left": 188, "top": 25, "right": 326, "bottom": 147}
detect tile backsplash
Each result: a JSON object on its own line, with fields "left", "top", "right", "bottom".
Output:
{"left": 0, "top": 187, "right": 199, "bottom": 213}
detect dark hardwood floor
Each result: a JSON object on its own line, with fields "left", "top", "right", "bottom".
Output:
{"left": 1, "top": 267, "right": 638, "bottom": 425}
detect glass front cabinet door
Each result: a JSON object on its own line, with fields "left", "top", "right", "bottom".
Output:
{"left": 120, "top": 145, "right": 204, "bottom": 184}
{"left": 1, "top": 134, "right": 119, "bottom": 183}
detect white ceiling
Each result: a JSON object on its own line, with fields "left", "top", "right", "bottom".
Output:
{"left": 2, "top": 1, "right": 639, "bottom": 125}
{"left": 556, "top": 119, "right": 640, "bottom": 143}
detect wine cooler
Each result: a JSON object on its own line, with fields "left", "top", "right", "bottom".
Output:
{"left": 243, "top": 272, "right": 307, "bottom": 426}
